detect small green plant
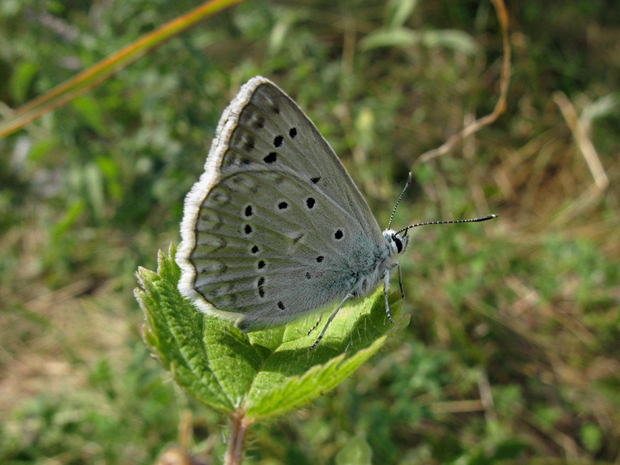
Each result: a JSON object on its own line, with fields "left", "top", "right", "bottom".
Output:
{"left": 134, "top": 244, "right": 407, "bottom": 464}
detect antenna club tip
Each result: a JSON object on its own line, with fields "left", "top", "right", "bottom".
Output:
{"left": 490, "top": 213, "right": 498, "bottom": 218}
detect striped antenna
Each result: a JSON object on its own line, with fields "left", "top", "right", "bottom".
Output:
{"left": 397, "top": 214, "right": 498, "bottom": 236}
{"left": 388, "top": 172, "right": 413, "bottom": 229}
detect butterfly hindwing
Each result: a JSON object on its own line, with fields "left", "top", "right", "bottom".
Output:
{"left": 189, "top": 168, "right": 389, "bottom": 330}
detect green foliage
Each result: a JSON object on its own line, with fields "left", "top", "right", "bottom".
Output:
{"left": 135, "top": 244, "right": 407, "bottom": 420}
{"left": 0, "top": 346, "right": 185, "bottom": 464}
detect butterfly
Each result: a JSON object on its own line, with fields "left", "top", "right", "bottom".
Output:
{"left": 176, "top": 76, "right": 496, "bottom": 349}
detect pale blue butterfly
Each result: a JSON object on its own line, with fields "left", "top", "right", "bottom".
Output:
{"left": 176, "top": 76, "right": 496, "bottom": 349}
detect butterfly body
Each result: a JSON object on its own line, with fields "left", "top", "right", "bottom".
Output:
{"left": 177, "top": 76, "right": 408, "bottom": 341}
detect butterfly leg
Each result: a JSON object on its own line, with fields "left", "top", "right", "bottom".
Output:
{"left": 310, "top": 293, "right": 354, "bottom": 350}
{"left": 306, "top": 314, "right": 322, "bottom": 335}
{"left": 396, "top": 261, "right": 404, "bottom": 299}
{"left": 383, "top": 266, "right": 396, "bottom": 324}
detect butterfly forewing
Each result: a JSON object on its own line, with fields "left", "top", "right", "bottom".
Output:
{"left": 221, "top": 80, "right": 382, "bottom": 240}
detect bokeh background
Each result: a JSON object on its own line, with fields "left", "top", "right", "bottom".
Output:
{"left": 1, "top": 0, "right": 619, "bottom": 463}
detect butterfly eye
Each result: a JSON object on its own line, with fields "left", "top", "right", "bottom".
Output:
{"left": 393, "top": 235, "right": 403, "bottom": 253}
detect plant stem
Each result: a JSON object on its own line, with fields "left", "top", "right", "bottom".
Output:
{"left": 224, "top": 411, "right": 251, "bottom": 465}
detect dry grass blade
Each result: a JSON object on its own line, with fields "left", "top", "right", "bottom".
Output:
{"left": 0, "top": 0, "right": 246, "bottom": 139}
{"left": 553, "top": 91, "right": 609, "bottom": 190}
{"left": 412, "top": 0, "right": 511, "bottom": 170}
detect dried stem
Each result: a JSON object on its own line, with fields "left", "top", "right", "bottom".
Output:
{"left": 553, "top": 91, "right": 609, "bottom": 189}
{"left": 412, "top": 0, "right": 511, "bottom": 170}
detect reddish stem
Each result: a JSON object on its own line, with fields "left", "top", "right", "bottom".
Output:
{"left": 224, "top": 411, "right": 251, "bottom": 465}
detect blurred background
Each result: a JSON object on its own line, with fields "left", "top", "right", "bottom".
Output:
{"left": 1, "top": 0, "right": 619, "bottom": 463}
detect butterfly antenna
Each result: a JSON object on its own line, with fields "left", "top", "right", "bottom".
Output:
{"left": 388, "top": 172, "right": 413, "bottom": 229}
{"left": 397, "top": 214, "right": 498, "bottom": 236}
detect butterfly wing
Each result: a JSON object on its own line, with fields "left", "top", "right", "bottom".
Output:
{"left": 177, "top": 77, "right": 387, "bottom": 330}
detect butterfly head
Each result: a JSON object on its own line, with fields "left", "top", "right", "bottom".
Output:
{"left": 383, "top": 229, "right": 409, "bottom": 257}
{"left": 383, "top": 172, "right": 413, "bottom": 258}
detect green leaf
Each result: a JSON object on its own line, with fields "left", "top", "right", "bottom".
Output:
{"left": 361, "top": 28, "right": 422, "bottom": 51}
{"left": 50, "top": 200, "right": 85, "bottom": 242}
{"left": 9, "top": 61, "right": 37, "bottom": 103}
{"left": 336, "top": 435, "right": 373, "bottom": 465}
{"left": 72, "top": 96, "right": 108, "bottom": 135}
{"left": 134, "top": 244, "right": 408, "bottom": 420}
{"left": 418, "top": 30, "right": 480, "bottom": 55}
{"left": 84, "top": 162, "right": 105, "bottom": 219}
{"left": 361, "top": 27, "right": 479, "bottom": 56}
{"left": 580, "top": 422, "right": 603, "bottom": 453}
{"left": 386, "top": 0, "right": 418, "bottom": 29}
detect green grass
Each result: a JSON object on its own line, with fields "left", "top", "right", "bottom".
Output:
{"left": 1, "top": 0, "right": 619, "bottom": 463}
